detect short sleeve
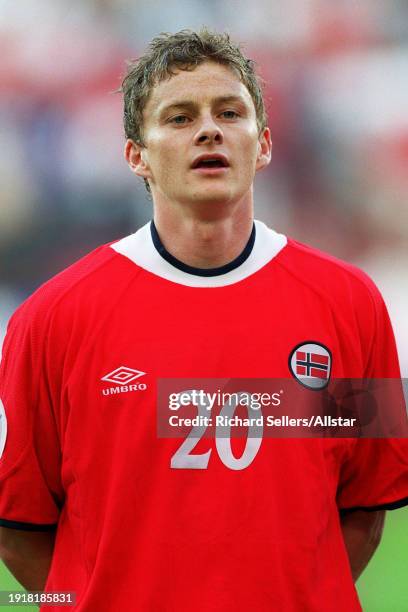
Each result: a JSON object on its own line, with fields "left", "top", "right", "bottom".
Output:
{"left": 337, "top": 438, "right": 408, "bottom": 511}
{"left": 0, "top": 300, "right": 63, "bottom": 530}
{"left": 337, "top": 277, "right": 408, "bottom": 511}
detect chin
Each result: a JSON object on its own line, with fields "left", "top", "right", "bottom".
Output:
{"left": 188, "top": 186, "right": 237, "bottom": 205}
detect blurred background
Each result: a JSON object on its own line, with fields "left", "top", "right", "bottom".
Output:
{"left": 0, "top": 0, "right": 407, "bottom": 609}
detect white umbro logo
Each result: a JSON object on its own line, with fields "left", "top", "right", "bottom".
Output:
{"left": 101, "top": 366, "right": 146, "bottom": 386}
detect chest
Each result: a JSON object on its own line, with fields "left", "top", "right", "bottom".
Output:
{"left": 66, "top": 279, "right": 362, "bottom": 385}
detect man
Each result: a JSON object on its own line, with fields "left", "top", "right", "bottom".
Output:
{"left": 0, "top": 29, "right": 407, "bottom": 611}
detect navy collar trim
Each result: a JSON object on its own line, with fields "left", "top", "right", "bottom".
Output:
{"left": 150, "top": 221, "right": 256, "bottom": 277}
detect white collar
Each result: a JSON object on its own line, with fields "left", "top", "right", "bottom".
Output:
{"left": 111, "top": 219, "right": 287, "bottom": 288}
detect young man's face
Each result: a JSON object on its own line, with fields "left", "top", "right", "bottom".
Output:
{"left": 126, "top": 61, "right": 271, "bottom": 208}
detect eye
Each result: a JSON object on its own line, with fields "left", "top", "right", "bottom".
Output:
{"left": 169, "top": 115, "right": 190, "bottom": 125}
{"left": 220, "top": 110, "right": 239, "bottom": 119}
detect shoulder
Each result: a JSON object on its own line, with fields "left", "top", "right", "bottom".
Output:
{"left": 276, "top": 237, "right": 385, "bottom": 311}
{"left": 272, "top": 237, "right": 399, "bottom": 375}
{"left": 275, "top": 237, "right": 396, "bottom": 362}
{"left": 5, "top": 239, "right": 140, "bottom": 338}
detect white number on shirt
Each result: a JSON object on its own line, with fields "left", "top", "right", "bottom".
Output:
{"left": 171, "top": 391, "right": 263, "bottom": 470}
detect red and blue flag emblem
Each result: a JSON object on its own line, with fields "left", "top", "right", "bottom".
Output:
{"left": 289, "top": 342, "right": 332, "bottom": 389}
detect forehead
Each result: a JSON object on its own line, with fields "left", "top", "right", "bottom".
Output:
{"left": 144, "top": 61, "right": 255, "bottom": 119}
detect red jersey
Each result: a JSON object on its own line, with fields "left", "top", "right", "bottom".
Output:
{"left": 0, "top": 220, "right": 407, "bottom": 611}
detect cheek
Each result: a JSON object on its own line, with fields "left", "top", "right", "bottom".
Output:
{"left": 147, "top": 140, "right": 180, "bottom": 182}
{"left": 238, "top": 130, "right": 260, "bottom": 156}
{"left": 149, "top": 139, "right": 172, "bottom": 164}
{"left": 239, "top": 138, "right": 259, "bottom": 171}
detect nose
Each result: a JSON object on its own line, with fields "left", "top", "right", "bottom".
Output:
{"left": 194, "top": 116, "right": 223, "bottom": 146}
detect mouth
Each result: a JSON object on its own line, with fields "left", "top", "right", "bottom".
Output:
{"left": 191, "top": 154, "right": 229, "bottom": 174}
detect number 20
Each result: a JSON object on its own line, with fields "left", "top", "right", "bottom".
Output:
{"left": 170, "top": 391, "right": 263, "bottom": 471}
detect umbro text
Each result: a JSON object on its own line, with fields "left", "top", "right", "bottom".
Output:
{"left": 102, "top": 383, "right": 147, "bottom": 396}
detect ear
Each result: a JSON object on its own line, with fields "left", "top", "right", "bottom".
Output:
{"left": 255, "top": 127, "right": 272, "bottom": 172}
{"left": 124, "top": 139, "right": 152, "bottom": 180}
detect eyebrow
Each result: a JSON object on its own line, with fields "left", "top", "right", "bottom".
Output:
{"left": 158, "top": 95, "right": 248, "bottom": 117}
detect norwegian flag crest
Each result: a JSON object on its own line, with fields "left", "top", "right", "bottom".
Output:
{"left": 289, "top": 342, "right": 332, "bottom": 390}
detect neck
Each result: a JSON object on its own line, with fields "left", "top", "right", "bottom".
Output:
{"left": 152, "top": 195, "right": 254, "bottom": 269}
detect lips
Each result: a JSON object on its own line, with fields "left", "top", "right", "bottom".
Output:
{"left": 191, "top": 154, "right": 229, "bottom": 169}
